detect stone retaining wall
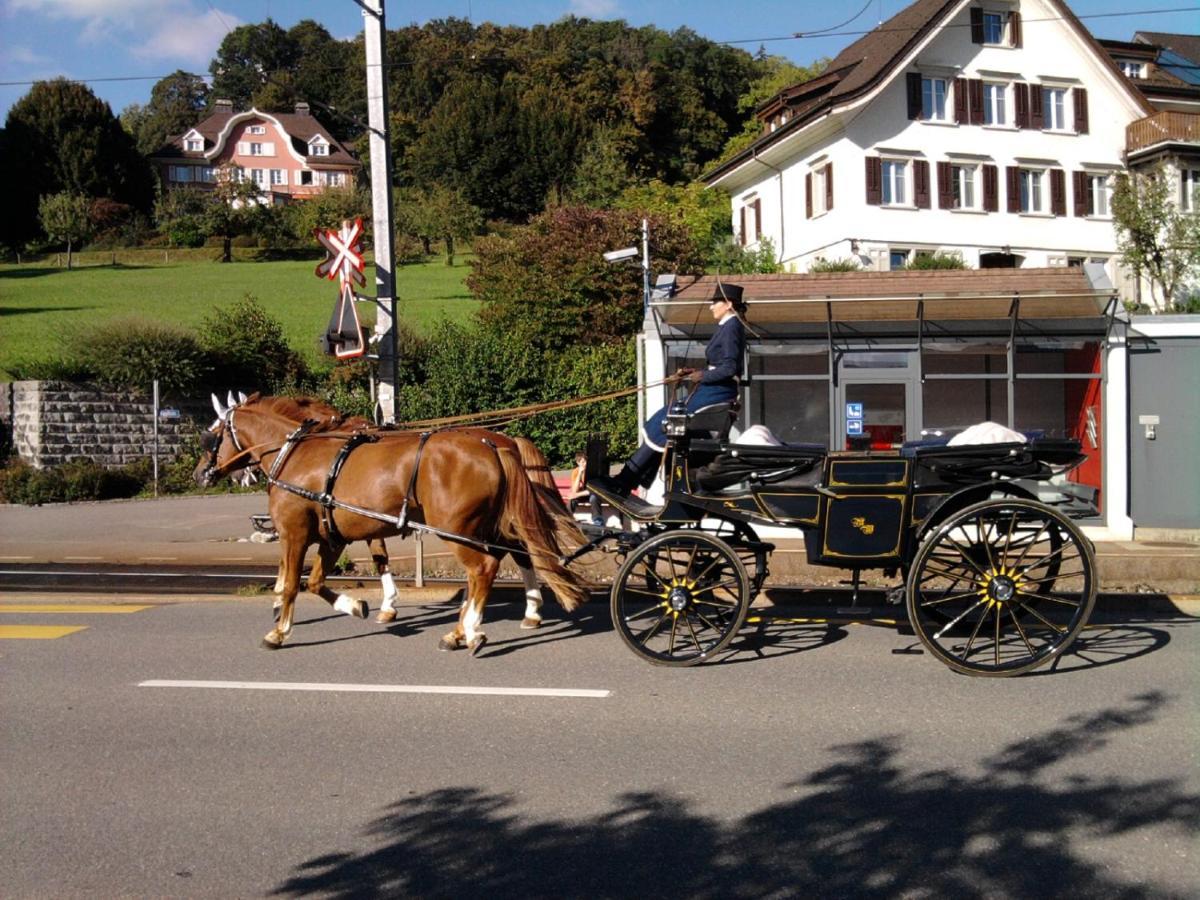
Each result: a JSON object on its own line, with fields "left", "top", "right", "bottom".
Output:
{"left": 1, "top": 381, "right": 209, "bottom": 469}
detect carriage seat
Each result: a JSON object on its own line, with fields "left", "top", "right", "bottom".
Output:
{"left": 693, "top": 441, "right": 827, "bottom": 493}
{"left": 667, "top": 401, "right": 740, "bottom": 442}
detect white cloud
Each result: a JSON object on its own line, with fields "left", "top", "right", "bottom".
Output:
{"left": 133, "top": 9, "right": 239, "bottom": 65}
{"left": 569, "top": 0, "right": 619, "bottom": 18}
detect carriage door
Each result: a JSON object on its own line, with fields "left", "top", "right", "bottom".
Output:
{"left": 836, "top": 351, "right": 919, "bottom": 450}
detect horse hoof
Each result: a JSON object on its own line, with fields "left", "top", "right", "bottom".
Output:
{"left": 438, "top": 636, "right": 461, "bottom": 652}
{"left": 468, "top": 635, "right": 488, "bottom": 656}
{"left": 261, "top": 637, "right": 283, "bottom": 650}
{"left": 520, "top": 617, "right": 542, "bottom": 630}
{"left": 353, "top": 599, "right": 369, "bottom": 619}
{"left": 376, "top": 609, "right": 397, "bottom": 625}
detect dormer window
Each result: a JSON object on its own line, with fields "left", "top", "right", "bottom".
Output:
{"left": 183, "top": 130, "right": 204, "bottom": 152}
{"left": 308, "top": 137, "right": 329, "bottom": 157}
{"left": 1118, "top": 60, "right": 1144, "bottom": 79}
{"left": 248, "top": 125, "right": 266, "bottom": 135}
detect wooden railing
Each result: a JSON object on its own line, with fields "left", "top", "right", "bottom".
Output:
{"left": 1126, "top": 111, "right": 1200, "bottom": 154}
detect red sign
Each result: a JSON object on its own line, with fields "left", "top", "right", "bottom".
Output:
{"left": 314, "top": 217, "right": 365, "bottom": 287}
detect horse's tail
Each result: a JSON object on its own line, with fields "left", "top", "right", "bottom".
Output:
{"left": 496, "top": 446, "right": 590, "bottom": 612}
{"left": 513, "top": 436, "right": 586, "bottom": 547}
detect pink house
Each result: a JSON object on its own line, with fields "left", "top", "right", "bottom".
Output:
{"left": 151, "top": 100, "right": 360, "bottom": 203}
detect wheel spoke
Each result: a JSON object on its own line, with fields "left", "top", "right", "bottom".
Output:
{"left": 1009, "top": 607, "right": 1038, "bottom": 658}
{"left": 1010, "top": 520, "right": 1052, "bottom": 569}
{"left": 1013, "top": 599, "right": 1067, "bottom": 633}
{"left": 1018, "top": 541, "right": 1072, "bottom": 576}
{"left": 934, "top": 597, "right": 989, "bottom": 639}
{"left": 624, "top": 601, "right": 668, "bottom": 622}
{"left": 638, "top": 561, "right": 670, "bottom": 592}
{"left": 993, "top": 603, "right": 1001, "bottom": 667}
{"left": 919, "top": 558, "right": 986, "bottom": 587}
{"left": 683, "top": 614, "right": 705, "bottom": 653}
{"left": 625, "top": 585, "right": 669, "bottom": 600}
{"left": 692, "top": 595, "right": 740, "bottom": 610}
{"left": 1016, "top": 587, "right": 1083, "bottom": 609}
{"left": 962, "top": 601, "right": 991, "bottom": 658}
{"left": 978, "top": 514, "right": 998, "bottom": 571}
{"left": 919, "top": 588, "right": 985, "bottom": 608}
{"left": 667, "top": 614, "right": 679, "bottom": 654}
{"left": 635, "top": 610, "right": 671, "bottom": 645}
{"left": 998, "top": 510, "right": 1022, "bottom": 571}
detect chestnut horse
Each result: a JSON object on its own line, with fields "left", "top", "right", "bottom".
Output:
{"left": 194, "top": 394, "right": 589, "bottom": 652}
{"left": 207, "top": 393, "right": 581, "bottom": 630}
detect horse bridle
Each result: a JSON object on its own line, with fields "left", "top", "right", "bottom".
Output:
{"left": 199, "top": 408, "right": 257, "bottom": 484}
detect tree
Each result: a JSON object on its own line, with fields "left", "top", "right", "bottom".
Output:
{"left": 716, "top": 57, "right": 830, "bottom": 164}
{"left": 3, "top": 79, "right": 154, "bottom": 248}
{"left": 396, "top": 185, "right": 483, "bottom": 264}
{"left": 154, "top": 187, "right": 209, "bottom": 248}
{"left": 566, "top": 125, "right": 637, "bottom": 207}
{"left": 1112, "top": 168, "right": 1200, "bottom": 312}
{"left": 126, "top": 71, "right": 210, "bottom": 155}
{"left": 204, "top": 163, "right": 265, "bottom": 262}
{"left": 615, "top": 179, "right": 732, "bottom": 257}
{"left": 38, "top": 192, "right": 93, "bottom": 269}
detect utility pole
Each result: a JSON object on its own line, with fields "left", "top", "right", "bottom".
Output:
{"left": 359, "top": 0, "right": 398, "bottom": 422}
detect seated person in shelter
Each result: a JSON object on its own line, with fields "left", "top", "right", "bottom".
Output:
{"left": 593, "top": 286, "right": 747, "bottom": 498}
{"left": 566, "top": 450, "right": 604, "bottom": 526}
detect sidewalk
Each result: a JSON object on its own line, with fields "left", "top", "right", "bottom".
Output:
{"left": 1, "top": 492, "right": 1198, "bottom": 596}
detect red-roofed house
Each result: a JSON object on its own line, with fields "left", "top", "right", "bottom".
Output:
{"left": 150, "top": 100, "right": 360, "bottom": 203}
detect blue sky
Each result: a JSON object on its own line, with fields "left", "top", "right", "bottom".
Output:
{"left": 1, "top": 0, "right": 1196, "bottom": 120}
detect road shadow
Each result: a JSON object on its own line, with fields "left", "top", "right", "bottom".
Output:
{"left": 272, "top": 691, "right": 1198, "bottom": 898}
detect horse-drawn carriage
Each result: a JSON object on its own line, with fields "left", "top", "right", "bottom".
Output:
{"left": 585, "top": 394, "right": 1096, "bottom": 676}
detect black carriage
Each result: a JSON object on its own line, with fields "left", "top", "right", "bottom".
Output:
{"left": 585, "top": 396, "right": 1097, "bottom": 676}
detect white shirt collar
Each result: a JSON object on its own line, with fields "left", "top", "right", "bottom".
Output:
{"left": 717, "top": 312, "right": 736, "bottom": 326}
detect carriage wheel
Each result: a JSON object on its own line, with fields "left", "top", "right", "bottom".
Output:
{"left": 700, "top": 518, "right": 769, "bottom": 593}
{"left": 611, "top": 531, "right": 751, "bottom": 667}
{"left": 906, "top": 498, "right": 1095, "bottom": 676}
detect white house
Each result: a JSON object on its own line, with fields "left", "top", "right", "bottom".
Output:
{"left": 705, "top": 0, "right": 1153, "bottom": 284}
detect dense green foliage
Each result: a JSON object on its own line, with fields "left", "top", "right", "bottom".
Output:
{"left": 0, "top": 457, "right": 146, "bottom": 504}
{"left": 905, "top": 252, "right": 966, "bottom": 270}
{"left": 199, "top": 295, "right": 309, "bottom": 391}
{"left": 1112, "top": 168, "right": 1200, "bottom": 313}
{"left": 37, "top": 192, "right": 93, "bottom": 269}
{"left": 809, "top": 257, "right": 864, "bottom": 273}
{"left": 121, "top": 71, "right": 211, "bottom": 156}
{"left": 2, "top": 79, "right": 154, "bottom": 250}
{"left": 68, "top": 319, "right": 212, "bottom": 395}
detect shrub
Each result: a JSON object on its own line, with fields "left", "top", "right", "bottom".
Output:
{"left": 709, "top": 238, "right": 782, "bottom": 274}
{"left": 199, "top": 294, "right": 307, "bottom": 393}
{"left": 904, "top": 252, "right": 966, "bottom": 270}
{"left": 809, "top": 257, "right": 863, "bottom": 273}
{"left": 0, "top": 457, "right": 146, "bottom": 504}
{"left": 69, "top": 318, "right": 211, "bottom": 394}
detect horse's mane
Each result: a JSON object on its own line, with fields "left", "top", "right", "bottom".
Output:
{"left": 257, "top": 394, "right": 345, "bottom": 431}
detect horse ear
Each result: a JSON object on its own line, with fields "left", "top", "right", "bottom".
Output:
{"left": 211, "top": 393, "right": 228, "bottom": 418}
{"left": 238, "top": 391, "right": 248, "bottom": 404}
{"left": 226, "top": 390, "right": 238, "bottom": 410}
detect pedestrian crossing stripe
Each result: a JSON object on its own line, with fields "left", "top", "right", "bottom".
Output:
{"left": 0, "top": 604, "right": 151, "bottom": 614}
{"left": 0, "top": 625, "right": 88, "bottom": 639}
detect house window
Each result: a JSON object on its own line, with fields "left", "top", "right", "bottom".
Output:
{"left": 1042, "top": 87, "right": 1067, "bottom": 131}
{"left": 248, "top": 125, "right": 266, "bottom": 135}
{"left": 1019, "top": 168, "right": 1044, "bottom": 213}
{"left": 812, "top": 166, "right": 828, "bottom": 216}
{"left": 1087, "top": 174, "right": 1110, "bottom": 217}
{"left": 952, "top": 164, "right": 978, "bottom": 209}
{"left": 269, "top": 169, "right": 286, "bottom": 186}
{"left": 1119, "top": 60, "right": 1144, "bottom": 79}
{"left": 169, "top": 166, "right": 192, "bottom": 183}
{"left": 982, "top": 12, "right": 1006, "bottom": 44}
{"left": 199, "top": 167, "right": 216, "bottom": 183}
{"left": 1181, "top": 169, "right": 1200, "bottom": 212}
{"left": 299, "top": 170, "right": 314, "bottom": 186}
{"left": 889, "top": 249, "right": 910, "bottom": 270}
{"left": 922, "top": 77, "right": 948, "bottom": 122}
{"left": 983, "top": 83, "right": 1006, "bottom": 126}
{"left": 185, "top": 138, "right": 203, "bottom": 152}
{"left": 309, "top": 141, "right": 329, "bottom": 157}
{"left": 249, "top": 142, "right": 264, "bottom": 155}
{"left": 881, "top": 160, "right": 908, "bottom": 206}
{"left": 251, "top": 168, "right": 266, "bottom": 187}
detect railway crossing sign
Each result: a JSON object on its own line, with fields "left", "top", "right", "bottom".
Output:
{"left": 315, "top": 218, "right": 367, "bottom": 359}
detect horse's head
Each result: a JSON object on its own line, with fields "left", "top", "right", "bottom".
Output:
{"left": 193, "top": 391, "right": 259, "bottom": 488}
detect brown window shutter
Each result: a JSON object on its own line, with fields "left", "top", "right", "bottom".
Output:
{"left": 907, "top": 73, "right": 923, "bottom": 120}
{"left": 914, "top": 160, "right": 931, "bottom": 209}
{"left": 1030, "top": 85, "right": 1044, "bottom": 130}
{"left": 1050, "top": 169, "right": 1066, "bottom": 216}
{"left": 1006, "top": 166, "right": 1021, "bottom": 213}
{"left": 805, "top": 173, "right": 813, "bottom": 219}
{"left": 1009, "top": 10, "right": 1022, "bottom": 47}
{"left": 739, "top": 206, "right": 746, "bottom": 246}
{"left": 937, "top": 161, "right": 954, "bottom": 209}
{"left": 1073, "top": 87, "right": 1089, "bottom": 134}
{"left": 954, "top": 77, "right": 969, "bottom": 124}
{"left": 983, "top": 165, "right": 999, "bottom": 212}
{"left": 1014, "top": 83, "right": 1029, "bottom": 129}
{"left": 825, "top": 163, "right": 834, "bottom": 211}
{"left": 969, "top": 79, "right": 985, "bottom": 125}
{"left": 970, "top": 7, "right": 984, "bottom": 43}
{"left": 1072, "top": 170, "right": 1088, "bottom": 217}
{"left": 865, "top": 156, "right": 882, "bottom": 205}
{"left": 752, "top": 199, "right": 762, "bottom": 241}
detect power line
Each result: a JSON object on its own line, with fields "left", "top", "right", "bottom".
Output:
{"left": 1, "top": 5, "right": 1197, "bottom": 90}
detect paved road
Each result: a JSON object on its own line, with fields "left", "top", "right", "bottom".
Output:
{"left": 2, "top": 591, "right": 1197, "bottom": 897}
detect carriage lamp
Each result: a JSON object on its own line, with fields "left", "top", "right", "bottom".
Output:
{"left": 665, "top": 399, "right": 690, "bottom": 437}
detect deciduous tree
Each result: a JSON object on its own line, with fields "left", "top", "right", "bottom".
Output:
{"left": 1112, "top": 168, "right": 1200, "bottom": 312}
{"left": 38, "top": 192, "right": 93, "bottom": 269}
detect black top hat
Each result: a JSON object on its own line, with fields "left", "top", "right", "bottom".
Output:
{"left": 709, "top": 282, "right": 746, "bottom": 310}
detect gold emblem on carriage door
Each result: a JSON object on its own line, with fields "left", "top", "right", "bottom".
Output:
{"left": 850, "top": 516, "right": 876, "bottom": 535}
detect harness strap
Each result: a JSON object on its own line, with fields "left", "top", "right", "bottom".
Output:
{"left": 395, "top": 431, "right": 434, "bottom": 536}
{"left": 267, "top": 419, "right": 319, "bottom": 482}
{"left": 320, "top": 432, "right": 380, "bottom": 545}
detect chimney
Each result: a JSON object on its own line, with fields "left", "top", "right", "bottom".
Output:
{"left": 214, "top": 99, "right": 233, "bottom": 115}
{"left": 294, "top": 102, "right": 310, "bottom": 116}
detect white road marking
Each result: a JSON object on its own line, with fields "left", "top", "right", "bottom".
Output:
{"left": 139, "top": 679, "right": 610, "bottom": 698}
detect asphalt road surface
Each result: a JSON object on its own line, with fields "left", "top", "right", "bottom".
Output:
{"left": 2, "top": 590, "right": 1197, "bottom": 898}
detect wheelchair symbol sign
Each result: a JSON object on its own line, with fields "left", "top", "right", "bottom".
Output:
{"left": 846, "top": 403, "right": 863, "bottom": 419}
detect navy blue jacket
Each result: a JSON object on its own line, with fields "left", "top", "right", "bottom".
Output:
{"left": 700, "top": 315, "right": 745, "bottom": 387}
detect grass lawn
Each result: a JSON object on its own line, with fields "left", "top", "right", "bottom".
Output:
{"left": 0, "top": 253, "right": 479, "bottom": 378}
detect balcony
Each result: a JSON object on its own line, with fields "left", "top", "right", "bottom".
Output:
{"left": 1126, "top": 111, "right": 1200, "bottom": 157}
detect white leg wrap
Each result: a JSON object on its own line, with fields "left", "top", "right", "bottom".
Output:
{"left": 462, "top": 599, "right": 483, "bottom": 642}
{"left": 524, "top": 592, "right": 542, "bottom": 622}
{"left": 380, "top": 572, "right": 397, "bottom": 610}
{"left": 333, "top": 594, "right": 357, "bottom": 616}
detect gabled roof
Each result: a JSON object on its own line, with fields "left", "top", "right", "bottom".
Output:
{"left": 1135, "top": 32, "right": 1200, "bottom": 65}
{"left": 706, "top": 0, "right": 1151, "bottom": 185}
{"left": 151, "top": 106, "right": 359, "bottom": 169}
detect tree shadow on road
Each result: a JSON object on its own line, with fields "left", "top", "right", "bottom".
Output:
{"left": 272, "top": 691, "right": 1198, "bottom": 898}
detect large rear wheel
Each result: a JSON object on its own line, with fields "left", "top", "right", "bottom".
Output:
{"left": 906, "top": 499, "right": 1095, "bottom": 676}
{"left": 611, "top": 531, "right": 751, "bottom": 666}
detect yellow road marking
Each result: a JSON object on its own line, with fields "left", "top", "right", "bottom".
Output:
{"left": 0, "top": 604, "right": 151, "bottom": 614}
{"left": 0, "top": 625, "right": 88, "bottom": 639}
